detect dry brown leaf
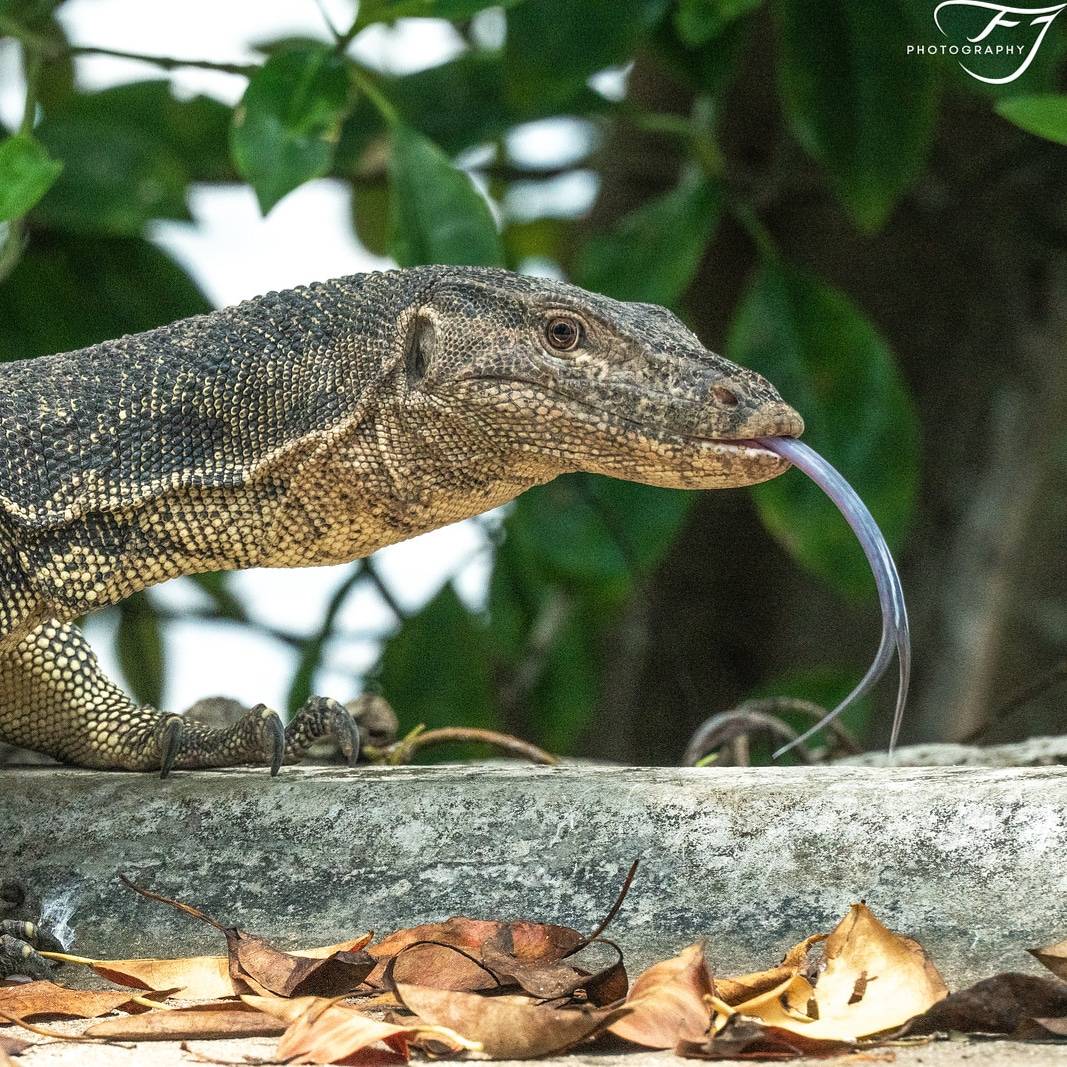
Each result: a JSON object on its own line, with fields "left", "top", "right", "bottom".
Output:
{"left": 1029, "top": 936, "right": 1067, "bottom": 980}
{"left": 1015, "top": 1015, "right": 1067, "bottom": 1039}
{"left": 244, "top": 993, "right": 477, "bottom": 1064}
{"left": 480, "top": 933, "right": 626, "bottom": 1003}
{"left": 388, "top": 942, "right": 498, "bottom": 992}
{"left": 395, "top": 981, "right": 628, "bottom": 1059}
{"left": 368, "top": 917, "right": 581, "bottom": 969}
{"left": 366, "top": 917, "right": 585, "bottom": 993}
{"left": 724, "top": 904, "right": 947, "bottom": 1042}
{"left": 608, "top": 942, "right": 712, "bottom": 1048}
{"left": 677, "top": 1012, "right": 853, "bottom": 1060}
{"left": 0, "top": 980, "right": 149, "bottom": 1021}
{"left": 89, "top": 935, "right": 371, "bottom": 999}
{"left": 119, "top": 877, "right": 374, "bottom": 998}
{"left": 227, "top": 930, "right": 373, "bottom": 998}
{"left": 368, "top": 918, "right": 505, "bottom": 961}
{"left": 85, "top": 1007, "right": 286, "bottom": 1040}
{"left": 900, "top": 972, "right": 1067, "bottom": 1036}
{"left": 715, "top": 935, "right": 826, "bottom": 1006}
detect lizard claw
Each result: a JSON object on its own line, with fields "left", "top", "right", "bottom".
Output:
{"left": 158, "top": 715, "right": 184, "bottom": 779}
{"left": 285, "top": 696, "right": 363, "bottom": 766}
{"left": 265, "top": 707, "right": 285, "bottom": 777}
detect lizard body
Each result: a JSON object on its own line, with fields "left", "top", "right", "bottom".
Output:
{"left": 0, "top": 265, "right": 801, "bottom": 773}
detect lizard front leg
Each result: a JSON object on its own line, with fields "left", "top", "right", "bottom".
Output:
{"left": 0, "top": 621, "right": 363, "bottom": 775}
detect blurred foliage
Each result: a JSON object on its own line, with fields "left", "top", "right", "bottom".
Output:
{"left": 0, "top": 0, "right": 1063, "bottom": 758}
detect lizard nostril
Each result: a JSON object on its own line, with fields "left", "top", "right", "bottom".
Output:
{"left": 712, "top": 385, "right": 739, "bottom": 408}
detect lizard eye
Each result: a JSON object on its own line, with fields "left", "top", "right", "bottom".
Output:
{"left": 545, "top": 316, "right": 583, "bottom": 352}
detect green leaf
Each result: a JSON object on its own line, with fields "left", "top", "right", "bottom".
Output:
{"left": 0, "top": 135, "right": 62, "bottom": 222}
{"left": 387, "top": 123, "right": 503, "bottom": 266}
{"left": 650, "top": 9, "right": 752, "bottom": 98}
{"left": 352, "top": 181, "right": 390, "bottom": 257}
{"left": 32, "top": 116, "right": 188, "bottom": 235}
{"left": 728, "top": 261, "right": 919, "bottom": 599}
{"left": 505, "top": 0, "right": 670, "bottom": 112}
{"left": 773, "top": 0, "right": 938, "bottom": 231}
{"left": 574, "top": 173, "right": 719, "bottom": 306}
{"left": 373, "top": 583, "right": 500, "bottom": 757}
{"left": 996, "top": 94, "right": 1067, "bottom": 145}
{"left": 232, "top": 47, "right": 352, "bottom": 214}
{"left": 115, "top": 592, "right": 164, "bottom": 708}
{"left": 356, "top": 0, "right": 525, "bottom": 28}
{"left": 674, "top": 0, "right": 762, "bottom": 46}
{"left": 499, "top": 475, "right": 693, "bottom": 601}
{"left": 0, "top": 235, "right": 210, "bottom": 361}
{"left": 26, "top": 82, "right": 233, "bottom": 235}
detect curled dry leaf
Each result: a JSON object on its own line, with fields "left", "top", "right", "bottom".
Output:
{"left": 387, "top": 942, "right": 498, "bottom": 992}
{"left": 715, "top": 935, "right": 826, "bottom": 1006}
{"left": 481, "top": 933, "right": 627, "bottom": 1004}
{"left": 395, "top": 982, "right": 629, "bottom": 1059}
{"left": 720, "top": 904, "right": 947, "bottom": 1042}
{"left": 900, "top": 972, "right": 1067, "bottom": 1037}
{"left": 1029, "top": 936, "right": 1067, "bottom": 980}
{"left": 227, "top": 930, "right": 374, "bottom": 998}
{"left": 244, "top": 993, "right": 478, "bottom": 1064}
{"left": 89, "top": 935, "right": 372, "bottom": 999}
{"left": 0, "top": 979, "right": 155, "bottom": 1021}
{"left": 118, "top": 876, "right": 373, "bottom": 998}
{"left": 85, "top": 1006, "right": 287, "bottom": 1041}
{"left": 608, "top": 942, "right": 712, "bottom": 1049}
{"left": 366, "top": 916, "right": 586, "bottom": 993}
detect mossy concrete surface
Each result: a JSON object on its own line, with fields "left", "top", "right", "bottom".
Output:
{"left": 1, "top": 764, "right": 1065, "bottom": 986}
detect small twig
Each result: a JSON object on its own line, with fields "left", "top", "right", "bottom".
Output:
{"left": 574, "top": 859, "right": 639, "bottom": 949}
{"left": 682, "top": 698, "right": 862, "bottom": 766}
{"left": 362, "top": 558, "right": 407, "bottom": 621}
{"left": 312, "top": 0, "right": 343, "bottom": 42}
{"left": 68, "top": 44, "right": 254, "bottom": 75}
{"left": 375, "top": 726, "right": 558, "bottom": 766}
{"left": 117, "top": 874, "right": 227, "bottom": 933}
{"left": 0, "top": 19, "right": 255, "bottom": 75}
{"left": 0, "top": 1007, "right": 111, "bottom": 1042}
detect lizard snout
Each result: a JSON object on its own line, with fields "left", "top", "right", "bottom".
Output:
{"left": 737, "top": 400, "right": 804, "bottom": 440}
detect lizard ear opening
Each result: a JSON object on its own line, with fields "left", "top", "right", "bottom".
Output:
{"left": 405, "top": 312, "right": 434, "bottom": 383}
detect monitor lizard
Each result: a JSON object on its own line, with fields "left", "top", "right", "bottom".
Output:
{"left": 0, "top": 265, "right": 804, "bottom": 974}
{"left": 0, "top": 265, "right": 801, "bottom": 777}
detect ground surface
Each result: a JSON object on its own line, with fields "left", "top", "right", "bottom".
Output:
{"left": 8, "top": 1016, "right": 1067, "bottom": 1066}
{"left": 3, "top": 763, "right": 1067, "bottom": 1063}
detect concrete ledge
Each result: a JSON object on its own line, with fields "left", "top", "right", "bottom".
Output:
{"left": 2, "top": 764, "right": 1065, "bottom": 986}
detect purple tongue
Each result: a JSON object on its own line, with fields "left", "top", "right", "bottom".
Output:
{"left": 755, "top": 436, "right": 910, "bottom": 757}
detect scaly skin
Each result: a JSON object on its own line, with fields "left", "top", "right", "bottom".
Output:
{"left": 0, "top": 265, "right": 801, "bottom": 775}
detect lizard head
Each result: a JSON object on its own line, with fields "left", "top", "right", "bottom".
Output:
{"left": 399, "top": 269, "right": 803, "bottom": 489}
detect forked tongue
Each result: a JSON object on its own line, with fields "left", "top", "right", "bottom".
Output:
{"left": 755, "top": 436, "right": 910, "bottom": 758}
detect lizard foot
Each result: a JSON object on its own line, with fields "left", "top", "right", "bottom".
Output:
{"left": 284, "top": 695, "right": 361, "bottom": 766}
{"left": 0, "top": 886, "right": 65, "bottom": 979}
{"left": 0, "top": 923, "right": 55, "bottom": 979}
{"left": 156, "top": 694, "right": 398, "bottom": 776}
{"left": 160, "top": 704, "right": 286, "bottom": 778}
